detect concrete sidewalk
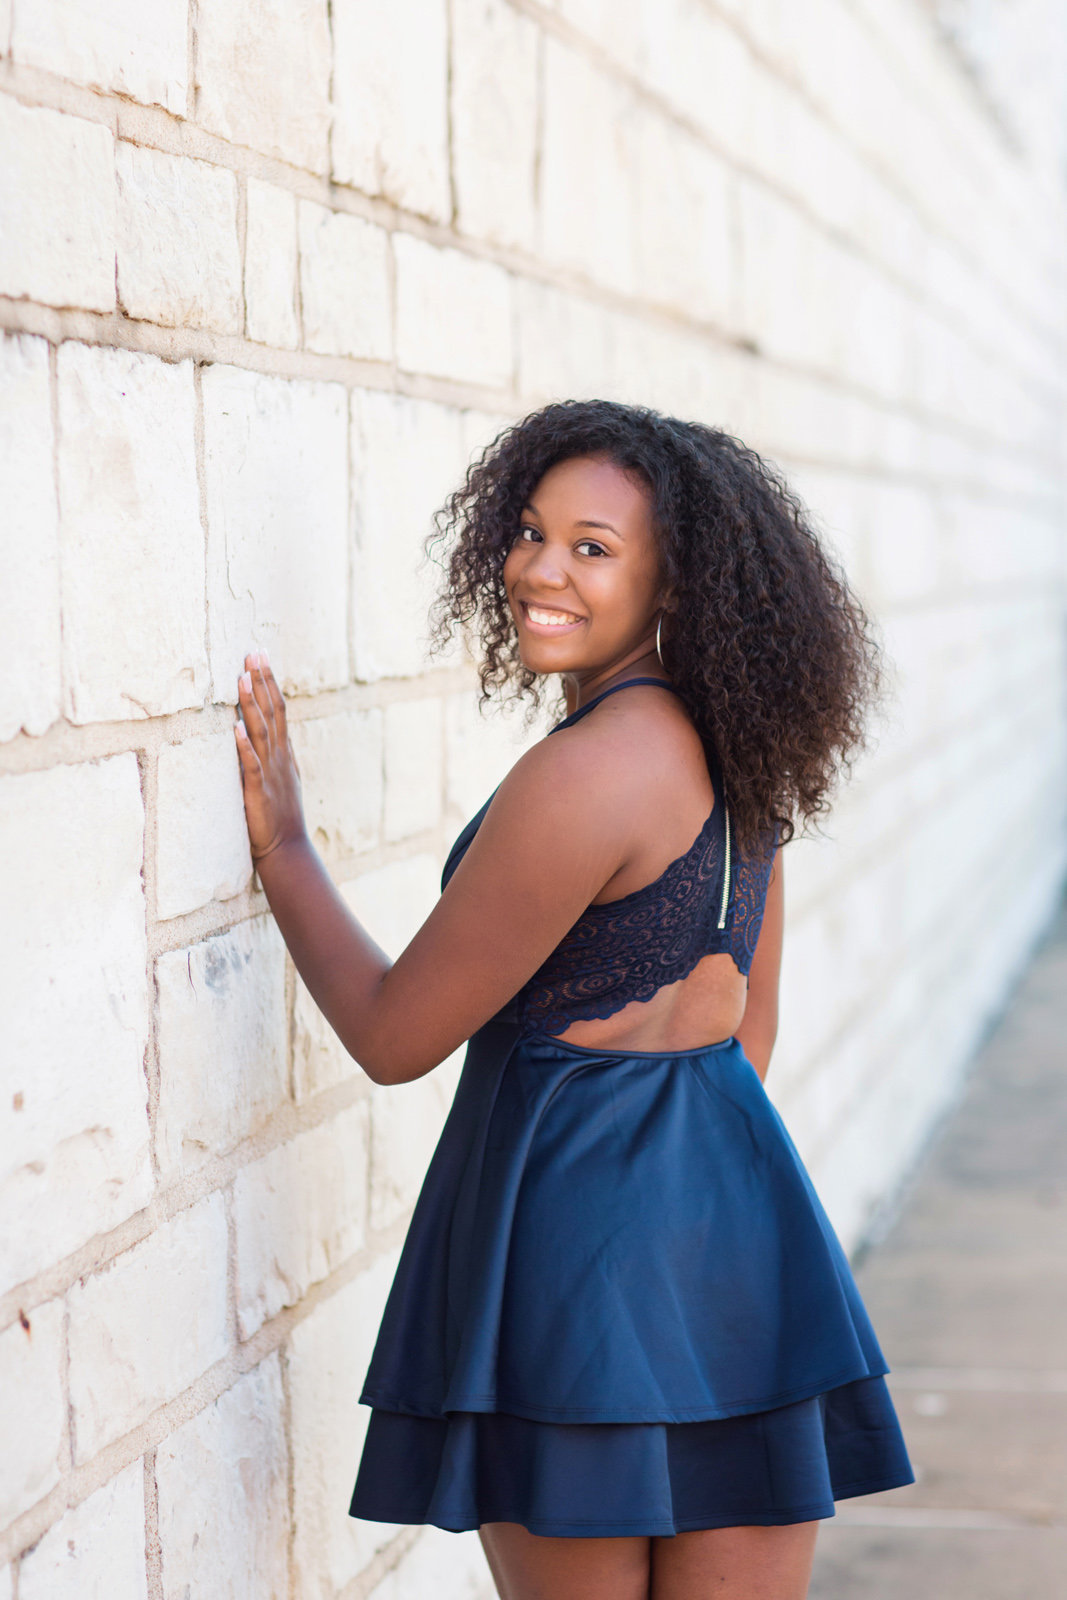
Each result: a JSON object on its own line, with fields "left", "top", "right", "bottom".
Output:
{"left": 810, "top": 895, "right": 1067, "bottom": 1599}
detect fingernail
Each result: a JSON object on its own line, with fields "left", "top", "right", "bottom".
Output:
{"left": 261, "top": 649, "right": 270, "bottom": 668}
{"left": 236, "top": 720, "right": 246, "bottom": 738}
{"left": 241, "top": 672, "right": 252, "bottom": 692}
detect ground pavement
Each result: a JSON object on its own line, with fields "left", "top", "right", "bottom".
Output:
{"left": 810, "top": 896, "right": 1067, "bottom": 1599}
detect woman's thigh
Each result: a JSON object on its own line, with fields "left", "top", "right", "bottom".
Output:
{"left": 479, "top": 1522, "right": 651, "bottom": 1600}
{"left": 651, "top": 1522, "right": 820, "bottom": 1600}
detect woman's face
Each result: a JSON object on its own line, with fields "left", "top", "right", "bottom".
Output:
{"left": 502, "top": 454, "right": 669, "bottom": 685}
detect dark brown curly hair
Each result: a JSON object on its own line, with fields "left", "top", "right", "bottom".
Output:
{"left": 424, "top": 399, "right": 887, "bottom": 854}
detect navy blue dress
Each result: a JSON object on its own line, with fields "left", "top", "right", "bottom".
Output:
{"left": 350, "top": 677, "right": 914, "bottom": 1537}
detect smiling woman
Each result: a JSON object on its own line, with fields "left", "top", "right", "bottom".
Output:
{"left": 234, "top": 399, "right": 913, "bottom": 1600}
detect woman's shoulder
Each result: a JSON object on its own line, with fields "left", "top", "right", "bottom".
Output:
{"left": 494, "top": 685, "right": 711, "bottom": 831}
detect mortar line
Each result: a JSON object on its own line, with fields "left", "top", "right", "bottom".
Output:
{"left": 143, "top": 1449, "right": 162, "bottom": 1600}
{"left": 0, "top": 1214, "right": 409, "bottom": 1564}
{"left": 501, "top": 0, "right": 1067, "bottom": 363}
{"left": 4, "top": 294, "right": 1063, "bottom": 485}
{"left": 0, "top": 55, "right": 1063, "bottom": 401}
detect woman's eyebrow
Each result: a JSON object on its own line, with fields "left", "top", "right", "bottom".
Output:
{"left": 521, "top": 504, "right": 622, "bottom": 538}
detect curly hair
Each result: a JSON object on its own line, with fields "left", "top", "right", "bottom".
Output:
{"left": 424, "top": 399, "right": 887, "bottom": 854}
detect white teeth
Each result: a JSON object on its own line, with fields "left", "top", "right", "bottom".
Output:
{"left": 526, "top": 605, "right": 580, "bottom": 627}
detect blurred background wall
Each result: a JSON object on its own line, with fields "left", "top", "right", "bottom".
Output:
{"left": 1, "top": 0, "right": 1065, "bottom": 1594}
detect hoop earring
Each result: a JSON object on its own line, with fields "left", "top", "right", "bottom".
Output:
{"left": 655, "top": 611, "right": 666, "bottom": 670}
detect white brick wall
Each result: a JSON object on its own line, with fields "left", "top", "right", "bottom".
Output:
{"left": 0, "top": 334, "right": 60, "bottom": 741}
{"left": 19, "top": 1465, "right": 147, "bottom": 1600}
{"left": 2, "top": 0, "right": 1065, "bottom": 1595}
{"left": 57, "top": 344, "right": 206, "bottom": 724}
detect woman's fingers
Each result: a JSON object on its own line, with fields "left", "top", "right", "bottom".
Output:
{"left": 260, "top": 656, "right": 287, "bottom": 731}
{"left": 243, "top": 651, "right": 277, "bottom": 735}
{"left": 238, "top": 670, "right": 272, "bottom": 755}
{"left": 233, "top": 719, "right": 263, "bottom": 781}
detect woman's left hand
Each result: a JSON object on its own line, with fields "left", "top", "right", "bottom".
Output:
{"left": 234, "top": 651, "right": 307, "bottom": 865}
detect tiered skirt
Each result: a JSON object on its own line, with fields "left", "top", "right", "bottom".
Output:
{"left": 349, "top": 1018, "right": 914, "bottom": 1537}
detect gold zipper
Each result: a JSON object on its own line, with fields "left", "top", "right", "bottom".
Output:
{"left": 717, "top": 798, "right": 731, "bottom": 930}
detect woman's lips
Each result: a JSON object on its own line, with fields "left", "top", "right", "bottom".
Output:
{"left": 518, "top": 600, "right": 587, "bottom": 636}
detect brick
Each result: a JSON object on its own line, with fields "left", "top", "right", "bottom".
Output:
{"left": 383, "top": 697, "right": 442, "bottom": 841}
{"left": 244, "top": 179, "right": 299, "bottom": 348}
{"left": 291, "top": 707, "right": 384, "bottom": 860}
{"left": 13, "top": 0, "right": 187, "bottom": 114}
{"left": 540, "top": 38, "right": 637, "bottom": 296}
{"left": 0, "top": 334, "right": 60, "bottom": 740}
{"left": 155, "top": 731, "right": 253, "bottom": 920}
{"left": 395, "top": 234, "right": 512, "bottom": 389}
{"left": 287, "top": 1251, "right": 402, "bottom": 1593}
{"left": 116, "top": 142, "right": 242, "bottom": 333}
{"left": 202, "top": 365, "right": 349, "bottom": 699}
{"left": 155, "top": 918, "right": 287, "bottom": 1178}
{"left": 156, "top": 1359, "right": 288, "bottom": 1600}
{"left": 515, "top": 279, "right": 617, "bottom": 402}
{"left": 368, "top": 1072, "right": 453, "bottom": 1231}
{"left": 0, "top": 1301, "right": 65, "bottom": 1526}
{"left": 57, "top": 343, "right": 206, "bottom": 723}
{"left": 233, "top": 1104, "right": 369, "bottom": 1338}
{"left": 298, "top": 200, "right": 392, "bottom": 361}
{"left": 368, "top": 1527, "right": 492, "bottom": 1600}
{"left": 444, "top": 689, "right": 538, "bottom": 826}
{"left": 19, "top": 1463, "right": 147, "bottom": 1600}
{"left": 68, "top": 1195, "right": 229, "bottom": 1459}
{"left": 344, "top": 852, "right": 442, "bottom": 959}
{"left": 633, "top": 115, "right": 733, "bottom": 327}
{"left": 292, "top": 885, "right": 368, "bottom": 1101}
{"left": 331, "top": 0, "right": 450, "bottom": 221}
{"left": 0, "top": 98, "right": 115, "bottom": 311}
{"left": 0, "top": 756, "right": 150, "bottom": 1298}
{"left": 195, "top": 0, "right": 331, "bottom": 172}
{"left": 350, "top": 389, "right": 468, "bottom": 680}
{"left": 451, "top": 0, "right": 539, "bottom": 251}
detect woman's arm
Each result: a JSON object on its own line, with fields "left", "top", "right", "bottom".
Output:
{"left": 235, "top": 655, "right": 647, "bottom": 1085}
{"left": 734, "top": 849, "right": 784, "bottom": 1082}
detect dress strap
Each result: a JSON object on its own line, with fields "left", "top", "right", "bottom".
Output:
{"left": 550, "top": 677, "right": 683, "bottom": 734}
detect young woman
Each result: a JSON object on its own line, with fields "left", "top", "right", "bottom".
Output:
{"left": 234, "top": 400, "right": 914, "bottom": 1600}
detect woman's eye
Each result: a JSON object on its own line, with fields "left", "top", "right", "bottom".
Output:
{"left": 518, "top": 524, "right": 541, "bottom": 542}
{"left": 577, "top": 540, "right": 607, "bottom": 557}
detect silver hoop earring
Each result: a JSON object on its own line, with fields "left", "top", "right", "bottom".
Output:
{"left": 655, "top": 611, "right": 666, "bottom": 670}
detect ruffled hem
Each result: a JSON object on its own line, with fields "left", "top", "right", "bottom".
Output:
{"left": 349, "top": 1375, "right": 915, "bottom": 1537}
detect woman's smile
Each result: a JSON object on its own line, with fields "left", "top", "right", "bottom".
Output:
{"left": 518, "top": 599, "right": 587, "bottom": 634}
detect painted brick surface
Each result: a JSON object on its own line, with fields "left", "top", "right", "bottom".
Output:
{"left": 298, "top": 201, "right": 392, "bottom": 361}
{"left": 155, "top": 730, "right": 253, "bottom": 920}
{"left": 67, "top": 1196, "right": 230, "bottom": 1458}
{"left": 57, "top": 343, "right": 206, "bottom": 724}
{"left": 0, "top": 1301, "right": 65, "bottom": 1526}
{"left": 232, "top": 1104, "right": 370, "bottom": 1339}
{"left": 2, "top": 1, "right": 1066, "bottom": 1596}
{"left": 244, "top": 179, "right": 300, "bottom": 349}
{"left": 155, "top": 918, "right": 288, "bottom": 1176}
{"left": 384, "top": 697, "right": 443, "bottom": 841}
{"left": 202, "top": 364, "right": 350, "bottom": 699}
{"left": 12, "top": 0, "right": 187, "bottom": 113}
{"left": 0, "top": 757, "right": 150, "bottom": 1298}
{"left": 194, "top": 0, "right": 331, "bottom": 171}
{"left": 0, "top": 99, "right": 115, "bottom": 311}
{"left": 116, "top": 142, "right": 242, "bottom": 332}
{"left": 0, "top": 334, "right": 60, "bottom": 741}
{"left": 395, "top": 234, "right": 513, "bottom": 389}
{"left": 286, "top": 1252, "right": 403, "bottom": 1593}
{"left": 156, "top": 1358, "right": 289, "bottom": 1600}
{"left": 18, "top": 1465, "right": 147, "bottom": 1600}
{"left": 331, "top": 0, "right": 451, "bottom": 221}
{"left": 350, "top": 390, "right": 469, "bottom": 680}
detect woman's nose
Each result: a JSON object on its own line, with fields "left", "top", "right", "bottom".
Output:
{"left": 523, "top": 543, "right": 569, "bottom": 589}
